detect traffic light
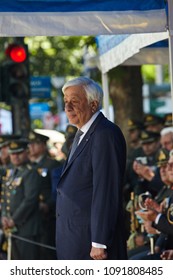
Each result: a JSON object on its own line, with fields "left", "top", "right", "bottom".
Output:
{"left": 0, "top": 42, "right": 30, "bottom": 104}
{"left": 5, "top": 43, "right": 27, "bottom": 63}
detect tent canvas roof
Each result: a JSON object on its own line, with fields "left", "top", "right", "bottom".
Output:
{"left": 0, "top": 0, "right": 168, "bottom": 36}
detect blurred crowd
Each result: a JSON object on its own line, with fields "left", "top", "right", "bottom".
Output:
{"left": 0, "top": 124, "right": 77, "bottom": 260}
{"left": 1, "top": 112, "right": 173, "bottom": 260}
{"left": 125, "top": 112, "right": 173, "bottom": 260}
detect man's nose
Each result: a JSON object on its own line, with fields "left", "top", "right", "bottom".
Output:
{"left": 65, "top": 103, "right": 72, "bottom": 111}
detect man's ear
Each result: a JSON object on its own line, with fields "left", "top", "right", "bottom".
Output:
{"left": 90, "top": 100, "right": 99, "bottom": 113}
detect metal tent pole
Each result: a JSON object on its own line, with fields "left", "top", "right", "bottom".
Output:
{"left": 102, "top": 72, "right": 110, "bottom": 119}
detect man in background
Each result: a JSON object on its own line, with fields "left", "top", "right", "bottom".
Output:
{"left": 28, "top": 131, "right": 62, "bottom": 259}
{"left": 1, "top": 139, "right": 41, "bottom": 259}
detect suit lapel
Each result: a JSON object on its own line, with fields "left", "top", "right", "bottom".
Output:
{"left": 60, "top": 112, "right": 104, "bottom": 177}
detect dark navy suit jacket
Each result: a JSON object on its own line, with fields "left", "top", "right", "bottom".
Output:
{"left": 56, "top": 112, "right": 127, "bottom": 259}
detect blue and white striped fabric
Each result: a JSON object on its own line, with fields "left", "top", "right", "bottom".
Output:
{"left": 0, "top": 0, "right": 168, "bottom": 36}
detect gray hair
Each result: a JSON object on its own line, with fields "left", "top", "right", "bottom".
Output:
{"left": 160, "top": 127, "right": 173, "bottom": 136}
{"left": 62, "top": 76, "right": 103, "bottom": 110}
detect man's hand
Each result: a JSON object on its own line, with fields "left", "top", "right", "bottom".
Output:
{"left": 7, "top": 218, "right": 15, "bottom": 228}
{"left": 135, "top": 209, "right": 158, "bottom": 222}
{"left": 143, "top": 220, "right": 158, "bottom": 234}
{"left": 1, "top": 217, "right": 15, "bottom": 230}
{"left": 161, "top": 250, "right": 173, "bottom": 260}
{"left": 133, "top": 162, "right": 154, "bottom": 181}
{"left": 90, "top": 247, "right": 107, "bottom": 260}
{"left": 144, "top": 198, "right": 162, "bottom": 212}
{"left": 1, "top": 217, "right": 9, "bottom": 230}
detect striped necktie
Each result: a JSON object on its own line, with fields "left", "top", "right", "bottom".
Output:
{"left": 68, "top": 129, "right": 83, "bottom": 161}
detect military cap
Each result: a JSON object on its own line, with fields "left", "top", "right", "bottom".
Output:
{"left": 0, "top": 135, "right": 21, "bottom": 149}
{"left": 127, "top": 119, "right": 143, "bottom": 131}
{"left": 28, "top": 131, "right": 49, "bottom": 143}
{"left": 156, "top": 148, "right": 169, "bottom": 167}
{"left": 140, "top": 130, "right": 160, "bottom": 144}
{"left": 8, "top": 139, "right": 29, "bottom": 154}
{"left": 65, "top": 125, "right": 77, "bottom": 139}
{"left": 0, "top": 135, "right": 10, "bottom": 148}
{"left": 144, "top": 114, "right": 164, "bottom": 127}
{"left": 164, "top": 113, "right": 173, "bottom": 127}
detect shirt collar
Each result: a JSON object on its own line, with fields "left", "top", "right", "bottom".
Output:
{"left": 80, "top": 111, "right": 100, "bottom": 135}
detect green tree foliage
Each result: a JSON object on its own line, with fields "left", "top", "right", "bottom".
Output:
{"left": 25, "top": 36, "right": 97, "bottom": 77}
{"left": 1, "top": 36, "right": 169, "bottom": 137}
{"left": 0, "top": 36, "right": 97, "bottom": 76}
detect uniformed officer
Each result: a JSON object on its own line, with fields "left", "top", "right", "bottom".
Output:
{"left": 61, "top": 124, "right": 78, "bottom": 158}
{"left": 135, "top": 194, "right": 173, "bottom": 259}
{"left": 128, "top": 148, "right": 173, "bottom": 260}
{"left": 135, "top": 151, "right": 173, "bottom": 258}
{"left": 163, "top": 113, "right": 173, "bottom": 127}
{"left": 51, "top": 124, "right": 78, "bottom": 202}
{"left": 0, "top": 136, "right": 11, "bottom": 210}
{"left": 0, "top": 135, "right": 16, "bottom": 169}
{"left": 1, "top": 139, "right": 42, "bottom": 260}
{"left": 132, "top": 130, "right": 163, "bottom": 197}
{"left": 0, "top": 135, "right": 20, "bottom": 258}
{"left": 127, "top": 119, "right": 143, "bottom": 151}
{"left": 127, "top": 148, "right": 172, "bottom": 259}
{"left": 125, "top": 119, "right": 144, "bottom": 205}
{"left": 0, "top": 134, "right": 22, "bottom": 163}
{"left": 27, "top": 130, "right": 62, "bottom": 259}
{"left": 124, "top": 120, "right": 144, "bottom": 239}
{"left": 143, "top": 113, "right": 164, "bottom": 133}
{"left": 154, "top": 148, "right": 173, "bottom": 204}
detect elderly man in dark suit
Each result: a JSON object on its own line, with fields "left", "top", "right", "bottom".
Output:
{"left": 56, "top": 76, "right": 127, "bottom": 260}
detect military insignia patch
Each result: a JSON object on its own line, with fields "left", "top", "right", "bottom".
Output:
{"left": 158, "top": 150, "right": 167, "bottom": 161}
{"left": 146, "top": 116, "right": 153, "bottom": 122}
{"left": 37, "top": 168, "right": 48, "bottom": 177}
{"left": 141, "top": 131, "right": 148, "bottom": 139}
{"left": 12, "top": 177, "right": 22, "bottom": 187}
{"left": 6, "top": 169, "right": 14, "bottom": 178}
{"left": 10, "top": 142, "right": 18, "bottom": 149}
{"left": 128, "top": 120, "right": 133, "bottom": 126}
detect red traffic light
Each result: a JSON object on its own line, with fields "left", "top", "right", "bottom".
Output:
{"left": 5, "top": 44, "right": 27, "bottom": 63}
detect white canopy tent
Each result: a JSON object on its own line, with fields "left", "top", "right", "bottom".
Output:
{"left": 95, "top": 1, "right": 173, "bottom": 118}
{"left": 0, "top": 0, "right": 172, "bottom": 119}
{"left": 97, "top": 33, "right": 169, "bottom": 74}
